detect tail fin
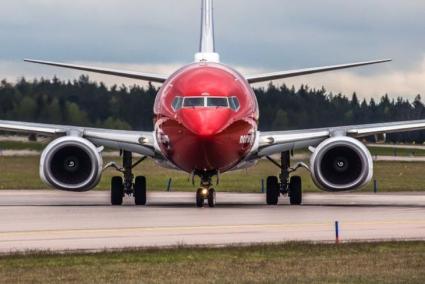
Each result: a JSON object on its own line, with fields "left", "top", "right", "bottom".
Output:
{"left": 195, "top": 0, "right": 220, "bottom": 62}
{"left": 200, "top": 0, "right": 215, "bottom": 53}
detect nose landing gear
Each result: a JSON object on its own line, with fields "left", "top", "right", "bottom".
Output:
{"left": 196, "top": 188, "right": 216, "bottom": 208}
{"left": 195, "top": 175, "right": 217, "bottom": 208}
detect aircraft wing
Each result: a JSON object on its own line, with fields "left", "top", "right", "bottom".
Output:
{"left": 246, "top": 59, "right": 391, "bottom": 84}
{"left": 256, "top": 120, "right": 425, "bottom": 157}
{"left": 24, "top": 59, "right": 169, "bottom": 83}
{"left": 0, "top": 120, "right": 159, "bottom": 158}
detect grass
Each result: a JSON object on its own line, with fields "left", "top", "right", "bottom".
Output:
{"left": 294, "top": 146, "right": 425, "bottom": 157}
{"left": 0, "top": 141, "right": 45, "bottom": 151}
{"left": 368, "top": 146, "right": 425, "bottom": 157}
{"left": 1, "top": 156, "right": 425, "bottom": 192}
{"left": 0, "top": 242, "right": 424, "bottom": 283}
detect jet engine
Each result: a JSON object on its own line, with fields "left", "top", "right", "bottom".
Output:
{"left": 40, "top": 137, "right": 103, "bottom": 192}
{"left": 310, "top": 136, "right": 373, "bottom": 192}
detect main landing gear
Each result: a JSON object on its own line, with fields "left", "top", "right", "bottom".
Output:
{"left": 195, "top": 173, "right": 217, "bottom": 208}
{"left": 266, "top": 151, "right": 304, "bottom": 206}
{"left": 107, "top": 151, "right": 147, "bottom": 206}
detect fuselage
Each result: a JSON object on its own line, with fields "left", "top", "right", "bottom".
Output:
{"left": 154, "top": 62, "right": 259, "bottom": 174}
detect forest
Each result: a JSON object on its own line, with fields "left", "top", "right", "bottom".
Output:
{"left": 1, "top": 76, "right": 424, "bottom": 143}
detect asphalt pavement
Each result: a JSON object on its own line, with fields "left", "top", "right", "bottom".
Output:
{"left": 0, "top": 190, "right": 423, "bottom": 253}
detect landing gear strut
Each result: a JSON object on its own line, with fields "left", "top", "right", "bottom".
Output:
{"left": 266, "top": 151, "right": 303, "bottom": 206}
{"left": 195, "top": 174, "right": 216, "bottom": 208}
{"left": 107, "top": 151, "right": 147, "bottom": 206}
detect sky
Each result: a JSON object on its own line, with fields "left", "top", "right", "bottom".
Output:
{"left": 0, "top": 0, "right": 424, "bottom": 100}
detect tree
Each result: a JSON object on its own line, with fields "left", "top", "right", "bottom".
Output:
{"left": 39, "top": 97, "right": 62, "bottom": 123}
{"left": 14, "top": 97, "right": 37, "bottom": 121}
{"left": 65, "top": 102, "right": 88, "bottom": 125}
{"left": 103, "top": 117, "right": 131, "bottom": 130}
{"left": 272, "top": 110, "right": 289, "bottom": 130}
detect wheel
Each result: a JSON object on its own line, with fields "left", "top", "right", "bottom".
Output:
{"left": 111, "top": 176, "right": 124, "bottom": 206}
{"left": 266, "top": 176, "right": 280, "bottom": 205}
{"left": 196, "top": 188, "right": 204, "bottom": 208}
{"left": 208, "top": 188, "right": 216, "bottom": 207}
{"left": 134, "top": 176, "right": 147, "bottom": 206}
{"left": 289, "top": 176, "right": 302, "bottom": 205}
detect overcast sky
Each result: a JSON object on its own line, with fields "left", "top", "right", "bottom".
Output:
{"left": 0, "top": 0, "right": 424, "bottom": 100}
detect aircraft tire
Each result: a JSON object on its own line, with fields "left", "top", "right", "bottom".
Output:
{"left": 289, "top": 176, "right": 302, "bottom": 205}
{"left": 208, "top": 188, "right": 216, "bottom": 207}
{"left": 134, "top": 176, "right": 147, "bottom": 206}
{"left": 266, "top": 176, "right": 280, "bottom": 205}
{"left": 111, "top": 176, "right": 124, "bottom": 206}
{"left": 196, "top": 188, "right": 204, "bottom": 208}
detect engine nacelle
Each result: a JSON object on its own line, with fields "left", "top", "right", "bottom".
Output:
{"left": 40, "top": 137, "right": 103, "bottom": 192}
{"left": 310, "top": 136, "right": 373, "bottom": 192}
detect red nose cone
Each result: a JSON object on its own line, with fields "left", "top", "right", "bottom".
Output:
{"left": 179, "top": 108, "right": 232, "bottom": 137}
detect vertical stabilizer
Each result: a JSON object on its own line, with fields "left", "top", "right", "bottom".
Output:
{"left": 195, "top": 0, "right": 220, "bottom": 62}
{"left": 200, "top": 0, "right": 215, "bottom": 53}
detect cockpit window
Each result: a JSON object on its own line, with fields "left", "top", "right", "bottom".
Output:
{"left": 174, "top": 96, "right": 239, "bottom": 111}
{"left": 183, "top": 97, "right": 205, "bottom": 107}
{"left": 207, "top": 97, "right": 229, "bottom": 108}
{"left": 229, "top": 97, "right": 240, "bottom": 111}
{"left": 172, "top": 97, "right": 183, "bottom": 110}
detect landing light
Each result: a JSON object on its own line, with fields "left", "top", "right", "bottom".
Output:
{"left": 139, "top": 137, "right": 149, "bottom": 144}
{"left": 201, "top": 188, "right": 209, "bottom": 196}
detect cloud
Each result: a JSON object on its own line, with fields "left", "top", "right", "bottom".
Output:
{"left": 271, "top": 55, "right": 425, "bottom": 100}
{"left": 1, "top": 0, "right": 424, "bottom": 69}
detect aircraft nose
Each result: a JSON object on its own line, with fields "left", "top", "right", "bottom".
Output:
{"left": 179, "top": 108, "right": 232, "bottom": 137}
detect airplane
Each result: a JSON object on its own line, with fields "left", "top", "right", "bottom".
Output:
{"left": 1, "top": 0, "right": 424, "bottom": 207}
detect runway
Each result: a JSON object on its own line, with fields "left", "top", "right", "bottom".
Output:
{"left": 0, "top": 190, "right": 424, "bottom": 253}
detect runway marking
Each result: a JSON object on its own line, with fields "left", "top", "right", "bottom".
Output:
{"left": 0, "top": 219, "right": 424, "bottom": 239}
